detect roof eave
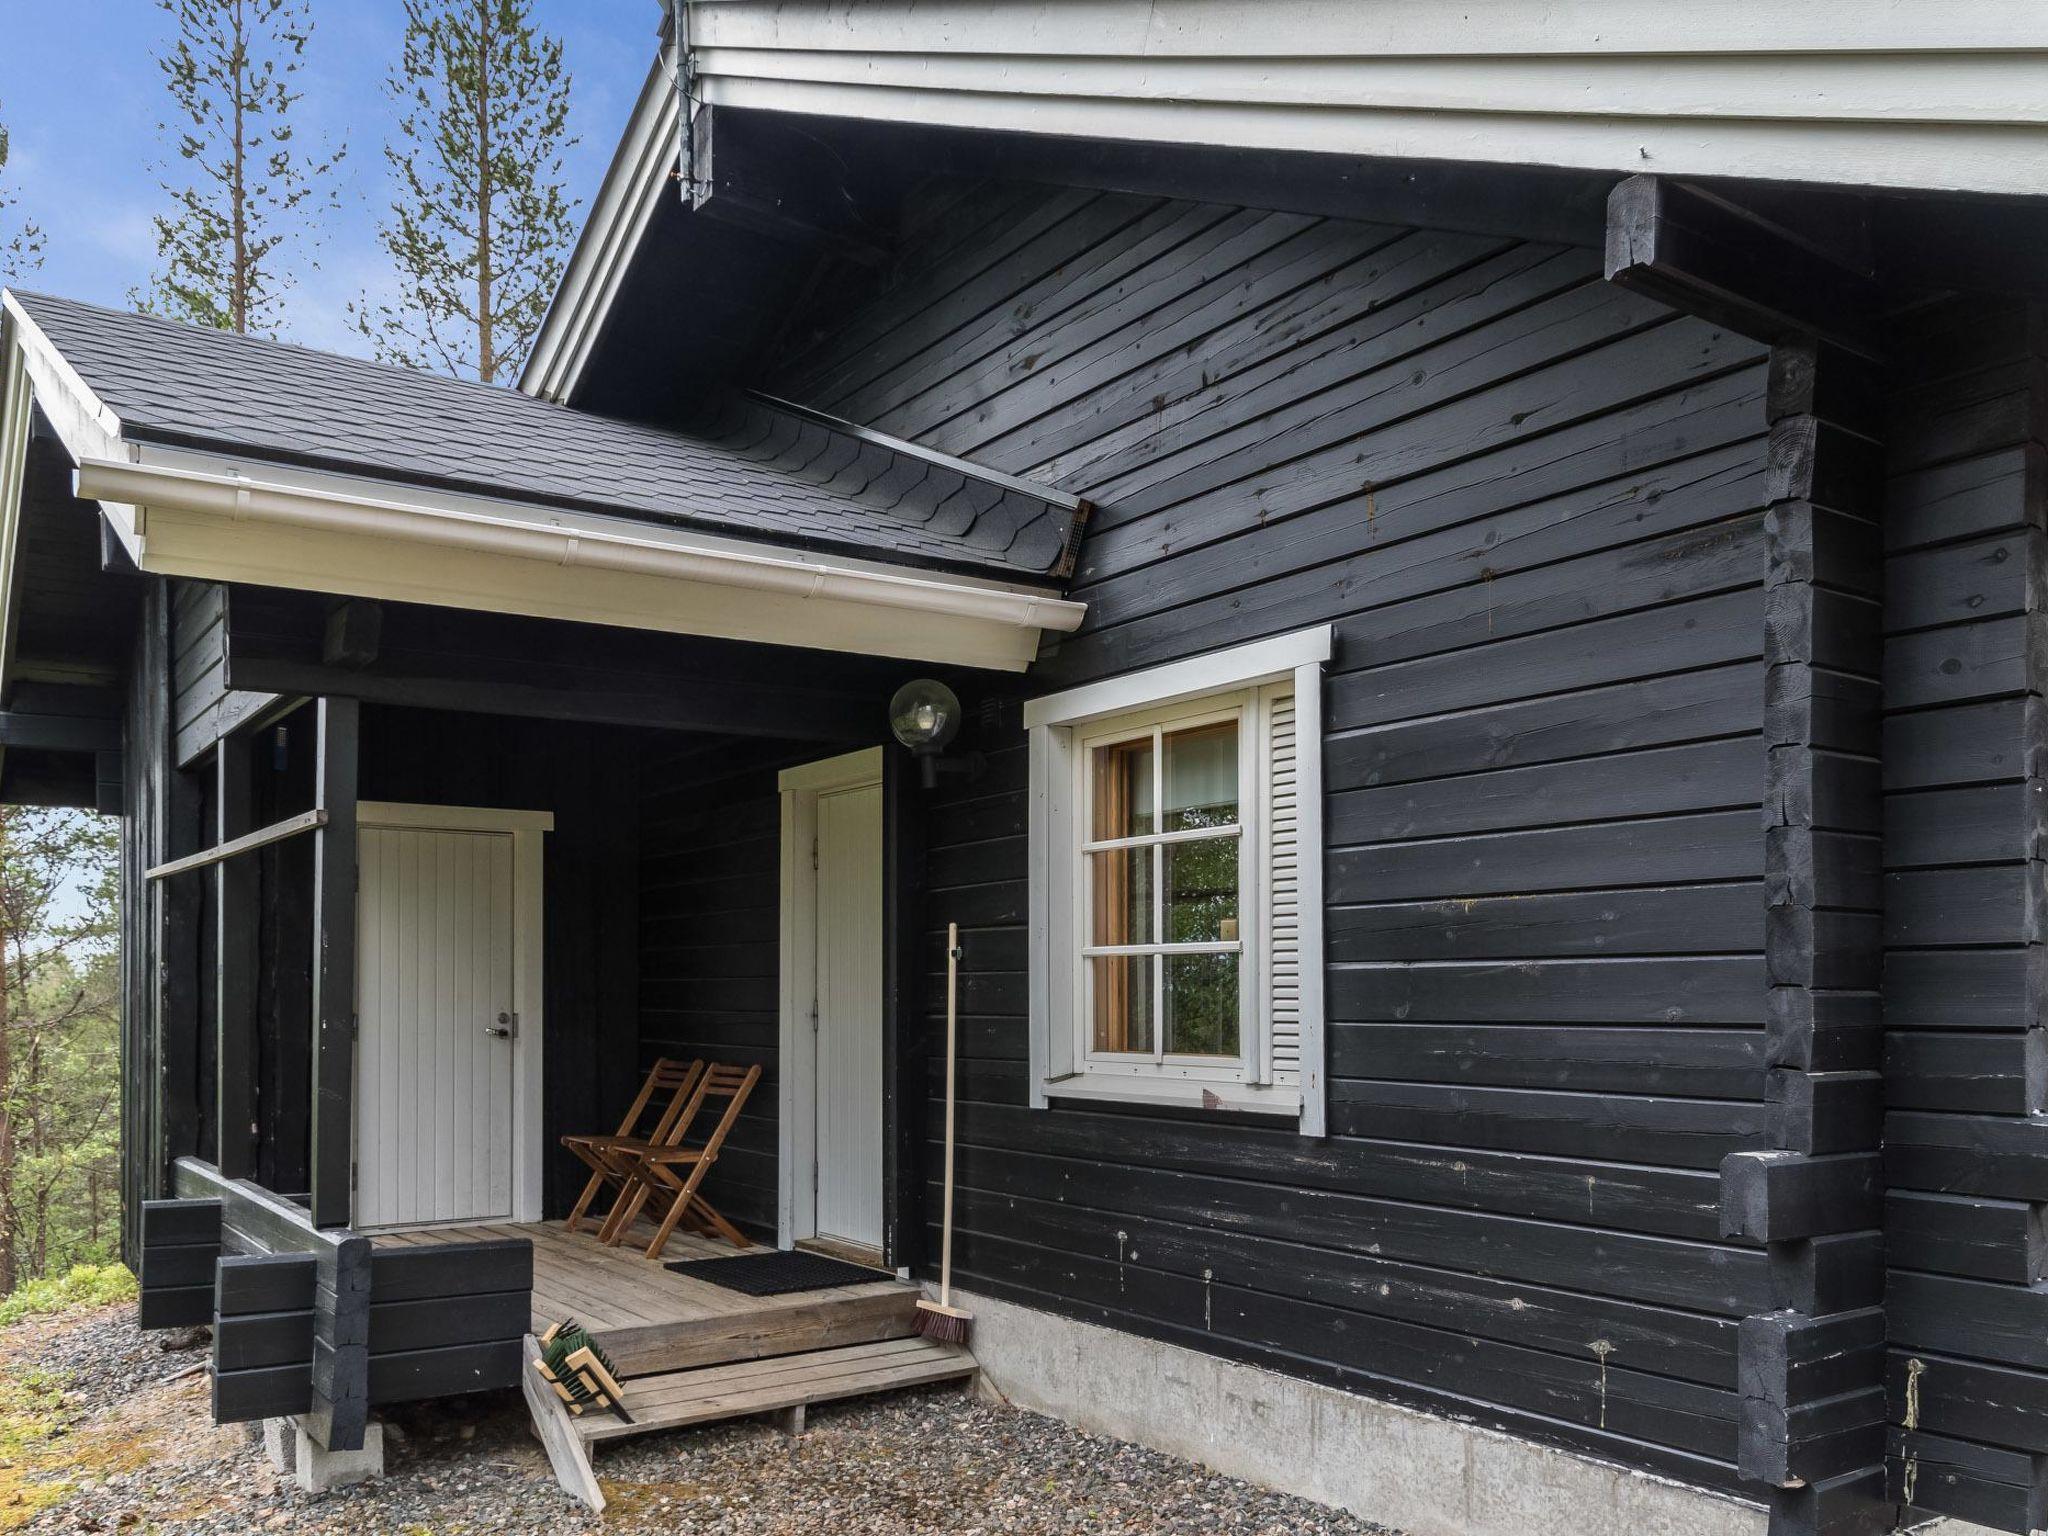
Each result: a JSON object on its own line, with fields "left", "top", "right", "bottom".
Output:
{"left": 69, "top": 447, "right": 1084, "bottom": 674}
{"left": 520, "top": 42, "right": 681, "bottom": 404}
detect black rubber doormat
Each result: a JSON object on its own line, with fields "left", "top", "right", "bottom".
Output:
{"left": 666, "top": 1250, "right": 887, "bottom": 1295}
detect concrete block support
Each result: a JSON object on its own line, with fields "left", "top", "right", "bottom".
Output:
{"left": 290, "top": 1419, "right": 383, "bottom": 1494}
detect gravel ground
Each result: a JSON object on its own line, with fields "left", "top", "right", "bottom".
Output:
{"left": 1, "top": 1304, "right": 1403, "bottom": 1535}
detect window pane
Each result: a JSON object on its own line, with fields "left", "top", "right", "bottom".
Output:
{"left": 1092, "top": 736, "right": 1155, "bottom": 840}
{"left": 1163, "top": 836, "right": 1238, "bottom": 944}
{"left": 1164, "top": 952, "right": 1239, "bottom": 1058}
{"left": 1164, "top": 721, "right": 1237, "bottom": 832}
{"left": 1089, "top": 847, "right": 1154, "bottom": 947}
{"left": 1091, "top": 954, "right": 1155, "bottom": 1055}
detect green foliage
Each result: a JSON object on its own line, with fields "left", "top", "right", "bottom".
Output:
{"left": 0, "top": 106, "right": 45, "bottom": 279}
{"left": 0, "top": 809, "right": 121, "bottom": 1299}
{"left": 354, "top": 0, "right": 577, "bottom": 382}
{"left": 143, "top": 0, "right": 344, "bottom": 333}
{"left": 0, "top": 1263, "right": 135, "bottom": 1328}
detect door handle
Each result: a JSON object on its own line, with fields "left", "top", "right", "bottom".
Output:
{"left": 483, "top": 1026, "right": 511, "bottom": 1038}
{"left": 484, "top": 1011, "right": 515, "bottom": 1040}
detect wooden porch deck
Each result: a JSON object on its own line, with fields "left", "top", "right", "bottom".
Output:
{"left": 378, "top": 1220, "right": 974, "bottom": 1513}
{"left": 372, "top": 1220, "right": 921, "bottom": 1377}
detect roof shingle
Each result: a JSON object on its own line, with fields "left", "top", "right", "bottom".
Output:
{"left": 12, "top": 291, "right": 1077, "bottom": 583}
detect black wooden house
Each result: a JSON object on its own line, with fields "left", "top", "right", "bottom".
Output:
{"left": 2, "top": 7, "right": 2046, "bottom": 1533}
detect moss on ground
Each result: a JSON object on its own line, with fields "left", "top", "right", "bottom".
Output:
{"left": 0, "top": 1264, "right": 136, "bottom": 1328}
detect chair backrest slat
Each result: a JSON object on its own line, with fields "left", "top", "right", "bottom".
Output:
{"left": 626, "top": 1058, "right": 706, "bottom": 1145}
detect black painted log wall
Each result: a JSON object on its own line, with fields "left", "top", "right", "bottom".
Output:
{"left": 763, "top": 179, "right": 1779, "bottom": 1492}
{"left": 634, "top": 735, "right": 857, "bottom": 1242}
{"left": 1880, "top": 299, "right": 2048, "bottom": 1533}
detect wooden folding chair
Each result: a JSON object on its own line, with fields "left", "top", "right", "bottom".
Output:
{"left": 598, "top": 1062, "right": 762, "bottom": 1258}
{"left": 559, "top": 1057, "right": 705, "bottom": 1233}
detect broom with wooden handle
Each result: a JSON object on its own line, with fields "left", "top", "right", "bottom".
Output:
{"left": 914, "top": 922, "right": 974, "bottom": 1345}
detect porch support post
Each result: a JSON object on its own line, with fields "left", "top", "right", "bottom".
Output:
{"left": 308, "top": 697, "right": 359, "bottom": 1230}
{"left": 156, "top": 587, "right": 205, "bottom": 1182}
{"left": 215, "top": 730, "right": 259, "bottom": 1179}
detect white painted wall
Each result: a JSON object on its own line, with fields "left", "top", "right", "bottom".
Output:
{"left": 689, "top": 1, "right": 2048, "bottom": 196}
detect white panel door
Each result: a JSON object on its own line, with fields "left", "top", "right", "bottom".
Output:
{"left": 355, "top": 825, "right": 517, "bottom": 1229}
{"left": 813, "top": 781, "right": 884, "bottom": 1252}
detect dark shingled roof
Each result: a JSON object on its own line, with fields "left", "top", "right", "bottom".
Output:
{"left": 12, "top": 291, "right": 1078, "bottom": 584}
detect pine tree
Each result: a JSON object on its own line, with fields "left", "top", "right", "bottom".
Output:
{"left": 144, "top": 0, "right": 343, "bottom": 335}
{"left": 0, "top": 108, "right": 45, "bottom": 279}
{"left": 354, "top": 0, "right": 576, "bottom": 383}
{"left": 0, "top": 808, "right": 118, "bottom": 1296}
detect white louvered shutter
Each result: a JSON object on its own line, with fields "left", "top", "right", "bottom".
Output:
{"left": 1264, "top": 685, "right": 1302, "bottom": 1088}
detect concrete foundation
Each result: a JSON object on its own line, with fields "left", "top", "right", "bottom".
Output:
{"left": 262, "top": 1419, "right": 385, "bottom": 1494}
{"left": 956, "top": 1288, "right": 1769, "bottom": 1536}
{"left": 260, "top": 1417, "right": 295, "bottom": 1476}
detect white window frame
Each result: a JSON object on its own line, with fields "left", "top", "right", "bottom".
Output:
{"left": 1026, "top": 626, "right": 1331, "bottom": 1132}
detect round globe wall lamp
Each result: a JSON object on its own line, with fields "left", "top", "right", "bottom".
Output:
{"left": 889, "top": 679, "right": 986, "bottom": 789}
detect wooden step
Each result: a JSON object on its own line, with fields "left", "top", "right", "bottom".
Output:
{"left": 579, "top": 1335, "right": 977, "bottom": 1445}
{"left": 598, "top": 1286, "right": 920, "bottom": 1378}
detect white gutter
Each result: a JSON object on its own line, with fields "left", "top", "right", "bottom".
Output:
{"left": 73, "top": 456, "right": 1086, "bottom": 636}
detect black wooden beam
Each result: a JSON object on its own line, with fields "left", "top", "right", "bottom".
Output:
{"left": 1605, "top": 175, "right": 1884, "bottom": 362}
{"left": 692, "top": 106, "right": 895, "bottom": 265}
{"left": 0, "top": 710, "right": 122, "bottom": 753}
{"left": 308, "top": 698, "right": 358, "bottom": 1231}
{"left": 157, "top": 587, "right": 206, "bottom": 1181}
{"left": 227, "top": 653, "right": 879, "bottom": 742}
{"left": 216, "top": 732, "right": 258, "bottom": 1180}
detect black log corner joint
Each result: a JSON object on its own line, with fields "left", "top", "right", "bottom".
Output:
{"left": 1609, "top": 174, "right": 1890, "bottom": 1536}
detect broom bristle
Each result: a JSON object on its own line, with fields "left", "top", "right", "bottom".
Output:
{"left": 913, "top": 1298, "right": 974, "bottom": 1346}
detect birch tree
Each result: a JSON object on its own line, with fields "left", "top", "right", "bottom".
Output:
{"left": 145, "top": 0, "right": 343, "bottom": 334}
{"left": 0, "top": 109, "right": 44, "bottom": 278}
{"left": 354, "top": 0, "right": 576, "bottom": 382}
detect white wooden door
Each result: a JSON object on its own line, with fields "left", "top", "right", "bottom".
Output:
{"left": 355, "top": 825, "right": 517, "bottom": 1229}
{"left": 812, "top": 781, "right": 884, "bottom": 1252}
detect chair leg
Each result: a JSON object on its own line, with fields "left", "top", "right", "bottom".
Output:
{"left": 596, "top": 1155, "right": 660, "bottom": 1247}
{"left": 643, "top": 1163, "right": 718, "bottom": 1260}
{"left": 563, "top": 1150, "right": 613, "bottom": 1233}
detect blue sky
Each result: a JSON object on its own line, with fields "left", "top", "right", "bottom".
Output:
{"left": 0, "top": 1, "right": 657, "bottom": 357}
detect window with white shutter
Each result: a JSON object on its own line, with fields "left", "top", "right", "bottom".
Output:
{"left": 1024, "top": 628, "right": 1328, "bottom": 1132}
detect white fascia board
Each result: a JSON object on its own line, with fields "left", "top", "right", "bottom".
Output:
{"left": 702, "top": 74, "right": 2048, "bottom": 200}
{"left": 1024, "top": 625, "right": 1332, "bottom": 729}
{"left": 0, "top": 319, "right": 34, "bottom": 698}
{"left": 696, "top": 47, "right": 2048, "bottom": 128}
{"left": 0, "top": 291, "right": 142, "bottom": 561}
{"left": 690, "top": 2, "right": 2047, "bottom": 60}
{"left": 74, "top": 450, "right": 1085, "bottom": 673}
{"left": 520, "top": 44, "right": 680, "bottom": 403}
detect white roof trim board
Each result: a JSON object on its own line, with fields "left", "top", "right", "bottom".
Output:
{"left": 689, "top": 1, "right": 2048, "bottom": 197}
{"left": 521, "top": 41, "right": 682, "bottom": 404}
